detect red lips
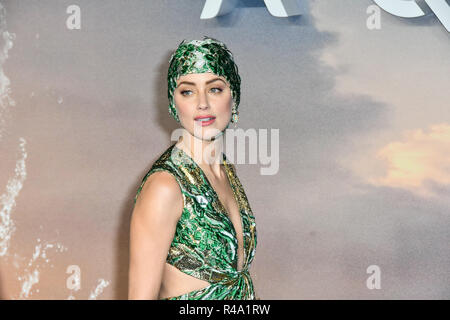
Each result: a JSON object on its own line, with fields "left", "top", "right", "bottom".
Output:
{"left": 194, "top": 115, "right": 216, "bottom": 120}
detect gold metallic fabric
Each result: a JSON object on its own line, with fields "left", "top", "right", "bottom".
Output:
{"left": 134, "top": 143, "right": 258, "bottom": 299}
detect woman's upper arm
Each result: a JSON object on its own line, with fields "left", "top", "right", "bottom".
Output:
{"left": 128, "top": 171, "right": 183, "bottom": 300}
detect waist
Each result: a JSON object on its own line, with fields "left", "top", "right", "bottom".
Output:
{"left": 213, "top": 268, "right": 252, "bottom": 285}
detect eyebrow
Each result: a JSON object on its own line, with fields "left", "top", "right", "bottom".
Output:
{"left": 177, "top": 78, "right": 227, "bottom": 87}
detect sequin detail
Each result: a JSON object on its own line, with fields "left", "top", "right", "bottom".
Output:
{"left": 134, "top": 143, "right": 258, "bottom": 300}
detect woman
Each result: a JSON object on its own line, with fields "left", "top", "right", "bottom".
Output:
{"left": 128, "top": 37, "right": 258, "bottom": 300}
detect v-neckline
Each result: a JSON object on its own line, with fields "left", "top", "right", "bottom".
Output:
{"left": 172, "top": 143, "right": 246, "bottom": 271}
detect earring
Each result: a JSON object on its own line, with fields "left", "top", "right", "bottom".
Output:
{"left": 231, "top": 103, "right": 238, "bottom": 128}
{"left": 232, "top": 112, "right": 239, "bottom": 128}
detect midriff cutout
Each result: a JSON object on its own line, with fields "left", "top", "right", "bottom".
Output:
{"left": 159, "top": 262, "right": 212, "bottom": 299}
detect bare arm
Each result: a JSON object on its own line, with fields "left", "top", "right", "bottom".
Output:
{"left": 128, "top": 171, "right": 183, "bottom": 299}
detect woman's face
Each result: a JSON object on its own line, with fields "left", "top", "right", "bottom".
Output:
{"left": 174, "top": 72, "right": 233, "bottom": 141}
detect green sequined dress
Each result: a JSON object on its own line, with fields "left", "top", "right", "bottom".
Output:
{"left": 133, "top": 143, "right": 258, "bottom": 300}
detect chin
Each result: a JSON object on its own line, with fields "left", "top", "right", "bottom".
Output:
{"left": 193, "top": 133, "right": 219, "bottom": 142}
{"left": 193, "top": 128, "right": 224, "bottom": 141}
{"left": 191, "top": 122, "right": 223, "bottom": 135}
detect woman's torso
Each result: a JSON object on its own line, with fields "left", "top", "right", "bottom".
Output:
{"left": 134, "top": 142, "right": 258, "bottom": 300}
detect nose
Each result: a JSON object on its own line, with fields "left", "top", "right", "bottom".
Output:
{"left": 197, "top": 90, "right": 209, "bottom": 110}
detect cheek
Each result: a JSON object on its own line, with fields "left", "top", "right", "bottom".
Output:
{"left": 216, "top": 95, "right": 233, "bottom": 113}
{"left": 174, "top": 98, "right": 192, "bottom": 117}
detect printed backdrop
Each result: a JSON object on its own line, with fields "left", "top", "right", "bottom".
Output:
{"left": 0, "top": 0, "right": 449, "bottom": 299}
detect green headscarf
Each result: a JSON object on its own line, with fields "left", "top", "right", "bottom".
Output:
{"left": 167, "top": 36, "right": 241, "bottom": 124}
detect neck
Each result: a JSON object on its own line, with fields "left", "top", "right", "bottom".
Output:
{"left": 176, "top": 131, "right": 224, "bottom": 175}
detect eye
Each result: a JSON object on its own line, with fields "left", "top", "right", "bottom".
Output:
{"left": 180, "top": 90, "right": 192, "bottom": 96}
{"left": 210, "top": 87, "right": 223, "bottom": 93}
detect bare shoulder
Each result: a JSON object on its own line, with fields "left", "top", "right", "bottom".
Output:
{"left": 133, "top": 170, "right": 184, "bottom": 223}
{"left": 129, "top": 170, "right": 183, "bottom": 299}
